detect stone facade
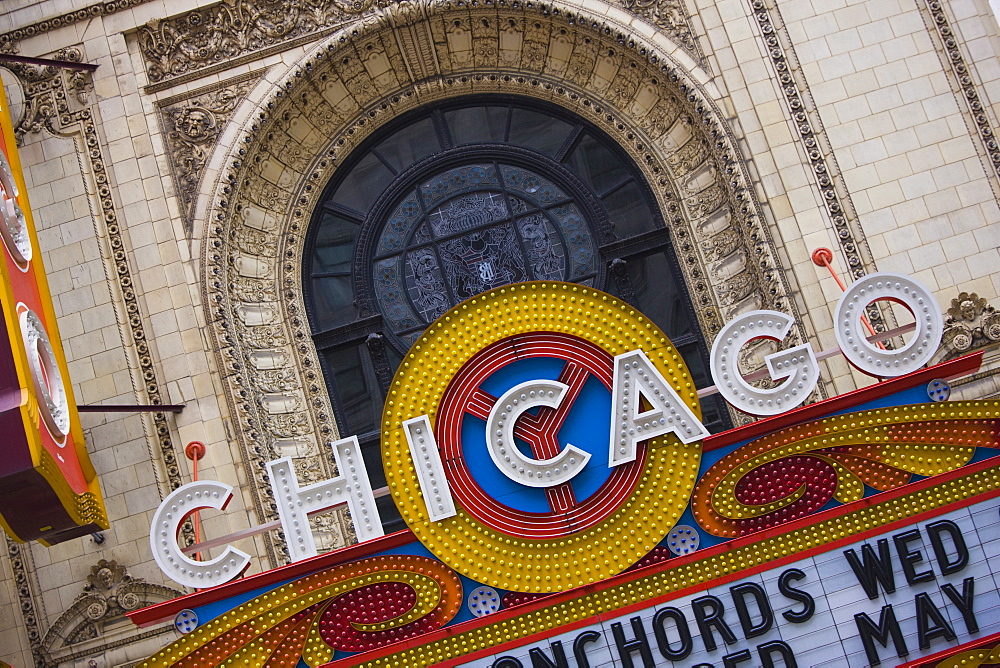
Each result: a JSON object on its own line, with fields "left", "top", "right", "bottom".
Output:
{"left": 0, "top": 0, "right": 997, "bottom": 665}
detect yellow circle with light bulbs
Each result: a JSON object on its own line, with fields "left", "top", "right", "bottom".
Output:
{"left": 381, "top": 281, "right": 705, "bottom": 593}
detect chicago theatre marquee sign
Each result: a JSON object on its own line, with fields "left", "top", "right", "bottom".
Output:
{"left": 132, "top": 277, "right": 1000, "bottom": 668}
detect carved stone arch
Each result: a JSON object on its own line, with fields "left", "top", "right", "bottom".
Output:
{"left": 37, "top": 560, "right": 182, "bottom": 667}
{"left": 202, "top": 0, "right": 803, "bottom": 558}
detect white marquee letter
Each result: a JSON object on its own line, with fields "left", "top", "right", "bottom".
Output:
{"left": 150, "top": 481, "right": 251, "bottom": 589}
{"left": 486, "top": 380, "right": 591, "bottom": 487}
{"left": 19, "top": 306, "right": 70, "bottom": 439}
{"left": 835, "top": 272, "right": 943, "bottom": 377}
{"left": 710, "top": 310, "right": 820, "bottom": 416}
{"left": 610, "top": 349, "right": 710, "bottom": 466}
{"left": 402, "top": 415, "right": 455, "bottom": 521}
{"left": 0, "top": 150, "right": 30, "bottom": 268}
{"left": 267, "top": 436, "right": 383, "bottom": 562}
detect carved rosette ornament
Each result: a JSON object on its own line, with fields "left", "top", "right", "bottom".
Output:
{"left": 0, "top": 1, "right": 154, "bottom": 46}
{"left": 940, "top": 292, "right": 1000, "bottom": 360}
{"left": 200, "top": 0, "right": 808, "bottom": 560}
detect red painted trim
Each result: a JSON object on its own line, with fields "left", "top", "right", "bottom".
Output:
{"left": 127, "top": 529, "right": 418, "bottom": 627}
{"left": 127, "top": 351, "right": 986, "bottom": 630}
{"left": 897, "top": 630, "right": 1000, "bottom": 667}
{"left": 326, "top": 453, "right": 1000, "bottom": 666}
{"left": 703, "top": 352, "right": 983, "bottom": 452}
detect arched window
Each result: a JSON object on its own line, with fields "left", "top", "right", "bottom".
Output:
{"left": 304, "top": 97, "right": 730, "bottom": 530}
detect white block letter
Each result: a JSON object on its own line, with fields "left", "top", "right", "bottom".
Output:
{"left": 150, "top": 481, "right": 251, "bottom": 589}
{"left": 403, "top": 415, "right": 455, "bottom": 521}
{"left": 610, "top": 349, "right": 710, "bottom": 466}
{"left": 486, "top": 380, "right": 591, "bottom": 487}
{"left": 267, "top": 436, "right": 383, "bottom": 562}
{"left": 710, "top": 310, "right": 820, "bottom": 416}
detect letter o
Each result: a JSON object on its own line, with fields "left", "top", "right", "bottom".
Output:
{"left": 834, "top": 272, "right": 943, "bottom": 377}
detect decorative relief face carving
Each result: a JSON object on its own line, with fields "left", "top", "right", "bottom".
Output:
{"left": 940, "top": 292, "right": 1000, "bottom": 360}
{"left": 157, "top": 73, "right": 262, "bottom": 235}
{"left": 202, "top": 0, "right": 799, "bottom": 557}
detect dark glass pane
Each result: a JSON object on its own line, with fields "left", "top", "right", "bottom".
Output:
{"left": 332, "top": 152, "right": 394, "bottom": 214}
{"left": 516, "top": 214, "right": 565, "bottom": 281}
{"left": 311, "top": 276, "right": 355, "bottom": 330}
{"left": 375, "top": 117, "right": 441, "bottom": 171}
{"left": 627, "top": 252, "right": 692, "bottom": 340}
{"left": 675, "top": 343, "right": 729, "bottom": 433}
{"left": 386, "top": 347, "right": 404, "bottom": 376}
{"left": 700, "top": 396, "right": 729, "bottom": 434}
{"left": 509, "top": 108, "right": 573, "bottom": 157}
{"left": 312, "top": 213, "right": 358, "bottom": 274}
{"left": 355, "top": 432, "right": 404, "bottom": 532}
{"left": 326, "top": 345, "right": 380, "bottom": 435}
{"left": 604, "top": 182, "right": 656, "bottom": 238}
{"left": 445, "top": 106, "right": 508, "bottom": 145}
{"left": 676, "top": 341, "right": 710, "bottom": 388}
{"left": 377, "top": 495, "right": 404, "bottom": 532}
{"left": 563, "top": 133, "right": 629, "bottom": 192}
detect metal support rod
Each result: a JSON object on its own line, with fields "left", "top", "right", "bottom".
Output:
{"left": 77, "top": 404, "right": 185, "bottom": 413}
{"left": 0, "top": 54, "right": 99, "bottom": 72}
{"left": 179, "top": 486, "right": 391, "bottom": 556}
{"left": 811, "top": 247, "right": 884, "bottom": 345}
{"left": 184, "top": 442, "right": 206, "bottom": 563}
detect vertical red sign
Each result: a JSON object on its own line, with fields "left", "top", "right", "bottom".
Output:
{"left": 0, "top": 72, "right": 107, "bottom": 544}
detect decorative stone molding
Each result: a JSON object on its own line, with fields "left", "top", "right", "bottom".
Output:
{"left": 918, "top": 0, "right": 1000, "bottom": 202}
{"left": 0, "top": 0, "right": 153, "bottom": 46}
{"left": 200, "top": 0, "right": 806, "bottom": 558}
{"left": 136, "top": 0, "right": 385, "bottom": 92}
{"left": 156, "top": 71, "right": 264, "bottom": 235}
{"left": 5, "top": 48, "right": 93, "bottom": 137}
{"left": 37, "top": 560, "right": 180, "bottom": 667}
{"left": 747, "top": 0, "right": 892, "bottom": 336}
{"left": 940, "top": 292, "right": 1000, "bottom": 360}
{"left": 137, "top": 0, "right": 702, "bottom": 92}
{"left": 5, "top": 537, "right": 43, "bottom": 666}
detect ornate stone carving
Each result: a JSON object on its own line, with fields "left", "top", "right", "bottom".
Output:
{"left": 748, "top": 0, "right": 890, "bottom": 334}
{"left": 38, "top": 560, "right": 181, "bottom": 667}
{"left": 200, "top": 0, "right": 806, "bottom": 561}
{"left": 3, "top": 48, "right": 93, "bottom": 137}
{"left": 157, "top": 72, "right": 263, "bottom": 235}
{"left": 137, "top": 0, "right": 385, "bottom": 90}
{"left": 940, "top": 292, "right": 1000, "bottom": 360}
{"left": 618, "top": 0, "right": 702, "bottom": 63}
{"left": 919, "top": 0, "right": 1000, "bottom": 199}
